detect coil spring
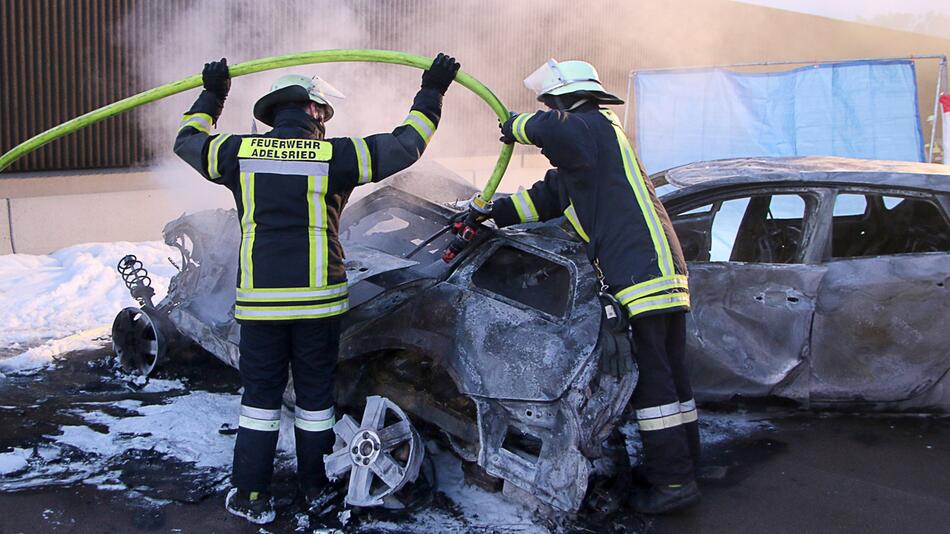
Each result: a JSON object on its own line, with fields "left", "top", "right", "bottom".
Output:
{"left": 117, "top": 254, "right": 154, "bottom": 307}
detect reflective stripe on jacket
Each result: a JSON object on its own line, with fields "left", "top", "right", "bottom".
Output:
{"left": 174, "top": 88, "right": 443, "bottom": 321}
{"left": 491, "top": 105, "right": 689, "bottom": 319}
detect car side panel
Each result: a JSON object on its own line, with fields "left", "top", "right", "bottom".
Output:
{"left": 809, "top": 253, "right": 950, "bottom": 405}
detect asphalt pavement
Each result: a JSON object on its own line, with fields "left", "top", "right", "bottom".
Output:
{"left": 1, "top": 349, "right": 947, "bottom": 533}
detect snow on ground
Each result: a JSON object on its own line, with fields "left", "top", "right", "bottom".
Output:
{"left": 0, "top": 241, "right": 179, "bottom": 375}
{"left": 0, "top": 241, "right": 179, "bottom": 347}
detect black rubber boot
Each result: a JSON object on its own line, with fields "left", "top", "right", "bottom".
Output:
{"left": 225, "top": 487, "right": 276, "bottom": 524}
{"left": 630, "top": 480, "right": 701, "bottom": 514}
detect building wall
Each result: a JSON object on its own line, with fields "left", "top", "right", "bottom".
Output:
{"left": 2, "top": 0, "right": 948, "bottom": 173}
{"left": 1, "top": 0, "right": 948, "bottom": 254}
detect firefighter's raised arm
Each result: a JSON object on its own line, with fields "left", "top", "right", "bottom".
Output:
{"left": 500, "top": 110, "right": 596, "bottom": 171}
{"left": 174, "top": 58, "right": 239, "bottom": 184}
{"left": 329, "top": 53, "right": 460, "bottom": 188}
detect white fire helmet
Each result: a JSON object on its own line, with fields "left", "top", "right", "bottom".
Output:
{"left": 523, "top": 59, "right": 622, "bottom": 103}
{"left": 253, "top": 74, "right": 346, "bottom": 126}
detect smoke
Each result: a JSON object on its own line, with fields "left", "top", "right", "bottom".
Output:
{"left": 118, "top": 0, "right": 948, "bottom": 205}
{"left": 118, "top": 0, "right": 654, "bottom": 206}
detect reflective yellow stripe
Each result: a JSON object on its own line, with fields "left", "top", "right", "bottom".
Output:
{"left": 239, "top": 172, "right": 256, "bottom": 288}
{"left": 511, "top": 189, "right": 539, "bottom": 223}
{"left": 241, "top": 405, "right": 281, "bottom": 420}
{"left": 403, "top": 110, "right": 435, "bottom": 144}
{"left": 179, "top": 112, "right": 213, "bottom": 134}
{"left": 636, "top": 401, "right": 681, "bottom": 420}
{"left": 512, "top": 113, "right": 535, "bottom": 144}
{"left": 680, "top": 408, "right": 698, "bottom": 424}
{"left": 294, "top": 406, "right": 336, "bottom": 432}
{"left": 410, "top": 110, "right": 435, "bottom": 133}
{"left": 238, "top": 416, "right": 280, "bottom": 432}
{"left": 207, "top": 133, "right": 232, "bottom": 180}
{"left": 602, "top": 110, "right": 675, "bottom": 277}
{"left": 307, "top": 175, "right": 330, "bottom": 288}
{"left": 234, "top": 299, "right": 349, "bottom": 320}
{"left": 637, "top": 412, "right": 684, "bottom": 431}
{"left": 239, "top": 159, "right": 328, "bottom": 176}
{"left": 236, "top": 284, "right": 347, "bottom": 302}
{"left": 351, "top": 137, "right": 373, "bottom": 184}
{"left": 624, "top": 293, "right": 690, "bottom": 318}
{"left": 295, "top": 416, "right": 336, "bottom": 432}
{"left": 563, "top": 203, "right": 590, "bottom": 242}
{"left": 615, "top": 275, "right": 689, "bottom": 305}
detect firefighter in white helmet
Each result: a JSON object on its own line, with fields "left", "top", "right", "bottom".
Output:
{"left": 470, "top": 59, "right": 701, "bottom": 514}
{"left": 174, "top": 53, "right": 460, "bottom": 524}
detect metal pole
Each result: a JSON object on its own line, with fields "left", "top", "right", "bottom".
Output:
{"left": 623, "top": 71, "right": 634, "bottom": 132}
{"left": 928, "top": 57, "right": 946, "bottom": 163}
{"left": 631, "top": 54, "right": 947, "bottom": 76}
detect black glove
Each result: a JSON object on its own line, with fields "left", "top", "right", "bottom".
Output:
{"left": 421, "top": 53, "right": 460, "bottom": 95}
{"left": 499, "top": 112, "right": 519, "bottom": 144}
{"left": 202, "top": 58, "right": 231, "bottom": 100}
{"left": 599, "top": 330, "right": 635, "bottom": 379}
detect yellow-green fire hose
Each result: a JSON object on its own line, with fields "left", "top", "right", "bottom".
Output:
{"left": 0, "top": 49, "right": 514, "bottom": 203}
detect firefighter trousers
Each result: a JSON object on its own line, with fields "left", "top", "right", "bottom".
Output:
{"left": 629, "top": 311, "right": 700, "bottom": 485}
{"left": 232, "top": 317, "right": 341, "bottom": 493}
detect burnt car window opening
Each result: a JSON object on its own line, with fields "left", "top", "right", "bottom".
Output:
{"left": 344, "top": 207, "right": 447, "bottom": 258}
{"left": 671, "top": 194, "right": 809, "bottom": 264}
{"left": 831, "top": 193, "right": 950, "bottom": 258}
{"left": 471, "top": 246, "right": 572, "bottom": 317}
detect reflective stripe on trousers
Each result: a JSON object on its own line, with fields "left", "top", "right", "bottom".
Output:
{"left": 294, "top": 406, "right": 335, "bottom": 432}
{"left": 238, "top": 404, "right": 281, "bottom": 432}
{"left": 636, "top": 399, "right": 699, "bottom": 431}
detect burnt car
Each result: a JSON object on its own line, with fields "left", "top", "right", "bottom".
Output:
{"left": 113, "top": 165, "right": 635, "bottom": 512}
{"left": 112, "top": 157, "right": 950, "bottom": 512}
{"left": 657, "top": 157, "right": 950, "bottom": 411}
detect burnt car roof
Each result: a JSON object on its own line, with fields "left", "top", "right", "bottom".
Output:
{"left": 656, "top": 156, "right": 950, "bottom": 196}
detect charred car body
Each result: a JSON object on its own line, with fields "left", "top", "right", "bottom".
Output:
{"left": 659, "top": 157, "right": 950, "bottom": 411}
{"left": 113, "top": 157, "right": 950, "bottom": 512}
{"left": 115, "top": 167, "right": 636, "bottom": 512}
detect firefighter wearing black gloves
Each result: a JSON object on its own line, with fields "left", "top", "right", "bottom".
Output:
{"left": 174, "top": 53, "right": 459, "bottom": 524}
{"left": 478, "top": 59, "right": 700, "bottom": 514}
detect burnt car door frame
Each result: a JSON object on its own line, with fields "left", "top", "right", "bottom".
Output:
{"left": 457, "top": 236, "right": 579, "bottom": 325}
{"left": 665, "top": 184, "right": 828, "bottom": 402}
{"left": 808, "top": 184, "right": 950, "bottom": 407}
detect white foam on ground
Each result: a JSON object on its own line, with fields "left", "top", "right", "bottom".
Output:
{"left": 620, "top": 411, "right": 773, "bottom": 467}
{"left": 0, "top": 385, "right": 240, "bottom": 491}
{"left": 0, "top": 447, "right": 32, "bottom": 475}
{"left": 0, "top": 241, "right": 179, "bottom": 347}
{"left": 428, "top": 445, "right": 546, "bottom": 532}
{"left": 698, "top": 411, "right": 773, "bottom": 446}
{"left": 0, "top": 325, "right": 110, "bottom": 375}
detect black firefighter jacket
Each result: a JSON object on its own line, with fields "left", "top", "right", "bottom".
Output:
{"left": 174, "top": 88, "right": 443, "bottom": 322}
{"left": 491, "top": 103, "right": 689, "bottom": 319}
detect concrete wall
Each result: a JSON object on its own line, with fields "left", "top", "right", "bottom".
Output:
{"left": 0, "top": 199, "right": 12, "bottom": 255}
{"left": 0, "top": 168, "right": 233, "bottom": 255}
{"left": 0, "top": 157, "right": 544, "bottom": 256}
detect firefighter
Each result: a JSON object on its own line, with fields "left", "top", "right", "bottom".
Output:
{"left": 468, "top": 59, "right": 701, "bottom": 514}
{"left": 174, "top": 53, "right": 460, "bottom": 524}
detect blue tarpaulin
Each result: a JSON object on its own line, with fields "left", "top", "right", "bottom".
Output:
{"left": 634, "top": 60, "right": 925, "bottom": 173}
